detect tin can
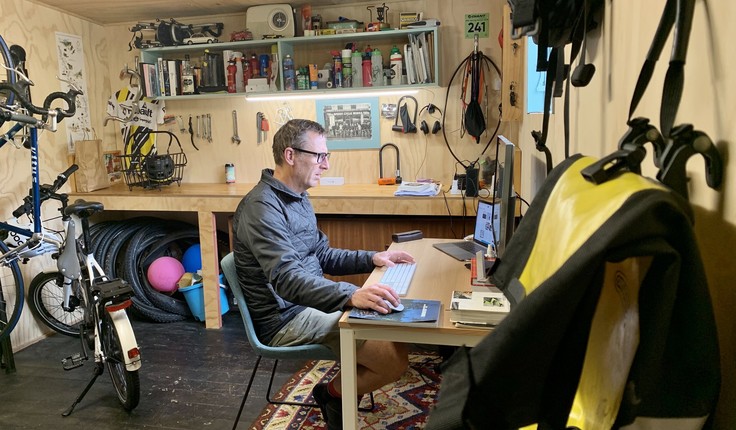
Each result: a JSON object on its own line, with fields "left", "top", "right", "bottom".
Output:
{"left": 225, "top": 163, "right": 235, "bottom": 183}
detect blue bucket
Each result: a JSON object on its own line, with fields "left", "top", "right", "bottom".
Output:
{"left": 179, "top": 275, "right": 230, "bottom": 322}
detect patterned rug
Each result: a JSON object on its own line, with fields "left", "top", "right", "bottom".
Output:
{"left": 249, "top": 352, "right": 442, "bottom": 429}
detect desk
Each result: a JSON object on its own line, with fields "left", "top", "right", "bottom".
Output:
{"left": 338, "top": 238, "right": 489, "bottom": 429}
{"left": 70, "top": 184, "right": 476, "bottom": 328}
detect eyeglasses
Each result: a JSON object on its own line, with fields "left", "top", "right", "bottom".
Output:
{"left": 292, "top": 147, "right": 331, "bottom": 164}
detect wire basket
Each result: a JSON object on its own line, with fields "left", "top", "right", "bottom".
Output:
{"left": 118, "top": 130, "right": 188, "bottom": 190}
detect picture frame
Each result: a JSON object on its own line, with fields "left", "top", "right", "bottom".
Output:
{"left": 103, "top": 150, "right": 123, "bottom": 184}
{"left": 315, "top": 97, "right": 380, "bottom": 150}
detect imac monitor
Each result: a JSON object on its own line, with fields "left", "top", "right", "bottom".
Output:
{"left": 492, "top": 135, "right": 516, "bottom": 256}
{"left": 432, "top": 136, "right": 516, "bottom": 260}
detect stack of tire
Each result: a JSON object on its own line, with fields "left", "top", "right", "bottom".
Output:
{"left": 90, "top": 217, "right": 213, "bottom": 322}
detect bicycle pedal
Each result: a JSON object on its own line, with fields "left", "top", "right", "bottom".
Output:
{"left": 61, "top": 353, "right": 86, "bottom": 371}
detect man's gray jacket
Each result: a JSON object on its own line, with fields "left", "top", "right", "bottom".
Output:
{"left": 232, "top": 169, "right": 376, "bottom": 343}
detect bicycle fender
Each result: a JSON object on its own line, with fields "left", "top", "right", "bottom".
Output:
{"left": 109, "top": 309, "right": 142, "bottom": 371}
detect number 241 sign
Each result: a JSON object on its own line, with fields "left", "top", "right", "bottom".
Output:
{"left": 465, "top": 13, "right": 489, "bottom": 38}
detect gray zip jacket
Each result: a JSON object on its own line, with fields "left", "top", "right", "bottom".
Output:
{"left": 232, "top": 169, "right": 377, "bottom": 343}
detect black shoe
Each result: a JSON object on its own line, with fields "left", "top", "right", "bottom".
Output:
{"left": 312, "top": 382, "right": 343, "bottom": 430}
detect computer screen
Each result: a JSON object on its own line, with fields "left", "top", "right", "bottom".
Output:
{"left": 491, "top": 135, "right": 516, "bottom": 256}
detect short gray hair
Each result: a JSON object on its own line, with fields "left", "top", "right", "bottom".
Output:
{"left": 272, "top": 119, "right": 326, "bottom": 165}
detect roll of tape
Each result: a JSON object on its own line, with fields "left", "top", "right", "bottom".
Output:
{"left": 326, "top": 81, "right": 333, "bottom": 88}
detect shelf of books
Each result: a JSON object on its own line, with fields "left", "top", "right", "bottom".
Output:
{"left": 138, "top": 27, "right": 439, "bottom": 100}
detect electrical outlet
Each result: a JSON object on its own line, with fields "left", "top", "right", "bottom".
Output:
{"left": 320, "top": 177, "right": 344, "bottom": 186}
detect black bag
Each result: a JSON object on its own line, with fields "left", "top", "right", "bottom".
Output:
{"left": 507, "top": 0, "right": 604, "bottom": 173}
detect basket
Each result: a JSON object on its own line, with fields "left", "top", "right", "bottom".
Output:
{"left": 118, "top": 130, "right": 188, "bottom": 190}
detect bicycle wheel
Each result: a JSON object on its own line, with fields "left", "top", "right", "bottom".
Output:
{"left": 0, "top": 241, "right": 23, "bottom": 342}
{"left": 27, "top": 271, "right": 84, "bottom": 337}
{"left": 0, "top": 35, "right": 15, "bottom": 107}
{"left": 102, "top": 310, "right": 140, "bottom": 411}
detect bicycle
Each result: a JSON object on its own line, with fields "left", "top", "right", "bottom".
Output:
{"left": 0, "top": 36, "right": 142, "bottom": 415}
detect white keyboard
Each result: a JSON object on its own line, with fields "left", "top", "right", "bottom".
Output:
{"left": 380, "top": 263, "right": 417, "bottom": 296}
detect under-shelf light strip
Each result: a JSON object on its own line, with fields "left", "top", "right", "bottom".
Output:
{"left": 245, "top": 88, "right": 419, "bottom": 101}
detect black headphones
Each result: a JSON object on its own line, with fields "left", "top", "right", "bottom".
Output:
{"left": 419, "top": 103, "right": 442, "bottom": 135}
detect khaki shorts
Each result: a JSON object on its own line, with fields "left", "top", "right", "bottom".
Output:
{"left": 268, "top": 308, "right": 365, "bottom": 360}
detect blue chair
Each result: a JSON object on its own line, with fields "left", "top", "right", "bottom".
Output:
{"left": 220, "top": 252, "right": 373, "bottom": 429}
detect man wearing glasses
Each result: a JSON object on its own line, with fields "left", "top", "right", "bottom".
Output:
{"left": 232, "top": 119, "right": 413, "bottom": 429}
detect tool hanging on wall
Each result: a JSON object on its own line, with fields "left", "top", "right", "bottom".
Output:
{"left": 188, "top": 115, "right": 198, "bottom": 150}
{"left": 231, "top": 110, "right": 241, "bottom": 145}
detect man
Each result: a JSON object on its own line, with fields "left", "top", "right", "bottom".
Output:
{"left": 232, "top": 119, "right": 413, "bottom": 429}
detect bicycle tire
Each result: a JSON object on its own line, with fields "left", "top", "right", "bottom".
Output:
{"left": 101, "top": 310, "right": 140, "bottom": 411}
{"left": 103, "top": 221, "right": 146, "bottom": 278}
{"left": 27, "top": 271, "right": 84, "bottom": 337}
{"left": 0, "top": 35, "right": 16, "bottom": 108}
{"left": 0, "top": 241, "right": 23, "bottom": 341}
{"left": 95, "top": 221, "right": 129, "bottom": 263}
{"left": 123, "top": 223, "right": 186, "bottom": 322}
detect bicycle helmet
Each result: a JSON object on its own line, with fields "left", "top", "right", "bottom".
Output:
{"left": 143, "top": 153, "right": 175, "bottom": 182}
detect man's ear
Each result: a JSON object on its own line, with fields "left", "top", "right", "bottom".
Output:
{"left": 283, "top": 148, "right": 296, "bottom": 166}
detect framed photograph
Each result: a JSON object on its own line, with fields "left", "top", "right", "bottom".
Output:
{"left": 103, "top": 150, "right": 123, "bottom": 184}
{"left": 315, "top": 97, "right": 380, "bottom": 150}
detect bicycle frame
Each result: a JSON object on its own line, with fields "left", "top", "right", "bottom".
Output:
{"left": 60, "top": 214, "right": 141, "bottom": 371}
{"left": 0, "top": 126, "right": 64, "bottom": 262}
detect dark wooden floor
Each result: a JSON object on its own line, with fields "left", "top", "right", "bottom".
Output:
{"left": 0, "top": 309, "right": 306, "bottom": 429}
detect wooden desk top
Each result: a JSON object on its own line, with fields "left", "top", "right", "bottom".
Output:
{"left": 70, "top": 183, "right": 476, "bottom": 216}
{"left": 339, "top": 238, "right": 489, "bottom": 337}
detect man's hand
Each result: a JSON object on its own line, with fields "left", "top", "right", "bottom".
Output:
{"left": 347, "top": 283, "right": 401, "bottom": 314}
{"left": 372, "top": 250, "right": 415, "bottom": 268}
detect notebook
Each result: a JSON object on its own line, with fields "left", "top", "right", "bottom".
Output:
{"left": 433, "top": 200, "right": 498, "bottom": 261}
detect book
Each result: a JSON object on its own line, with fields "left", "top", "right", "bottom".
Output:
{"left": 348, "top": 299, "right": 441, "bottom": 328}
{"left": 449, "top": 290, "right": 510, "bottom": 325}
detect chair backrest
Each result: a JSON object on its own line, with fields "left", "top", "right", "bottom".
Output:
{"left": 220, "top": 252, "right": 335, "bottom": 360}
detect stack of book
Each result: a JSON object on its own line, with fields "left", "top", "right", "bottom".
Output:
{"left": 449, "top": 290, "right": 510, "bottom": 329}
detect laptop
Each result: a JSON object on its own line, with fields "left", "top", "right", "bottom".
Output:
{"left": 433, "top": 200, "right": 499, "bottom": 261}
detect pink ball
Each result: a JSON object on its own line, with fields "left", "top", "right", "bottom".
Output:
{"left": 147, "top": 256, "right": 185, "bottom": 293}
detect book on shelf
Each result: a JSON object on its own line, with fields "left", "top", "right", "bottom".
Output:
{"left": 347, "top": 299, "right": 441, "bottom": 328}
{"left": 449, "top": 290, "right": 510, "bottom": 325}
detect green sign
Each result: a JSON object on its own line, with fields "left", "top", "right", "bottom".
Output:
{"left": 465, "top": 13, "right": 489, "bottom": 38}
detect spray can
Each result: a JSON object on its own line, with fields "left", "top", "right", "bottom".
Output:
{"left": 242, "top": 57, "right": 251, "bottom": 86}
{"left": 389, "top": 45, "right": 403, "bottom": 86}
{"left": 259, "top": 54, "right": 270, "bottom": 78}
{"left": 226, "top": 60, "right": 237, "bottom": 93}
{"left": 249, "top": 53, "right": 260, "bottom": 77}
{"left": 371, "top": 47, "right": 383, "bottom": 86}
{"left": 331, "top": 51, "right": 343, "bottom": 88}
{"left": 283, "top": 54, "right": 296, "bottom": 90}
{"left": 225, "top": 164, "right": 235, "bottom": 184}
{"left": 351, "top": 51, "right": 362, "bottom": 88}
{"left": 341, "top": 49, "right": 352, "bottom": 88}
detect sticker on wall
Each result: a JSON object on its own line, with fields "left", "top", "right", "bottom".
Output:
{"left": 465, "top": 13, "right": 489, "bottom": 39}
{"left": 55, "top": 32, "right": 92, "bottom": 154}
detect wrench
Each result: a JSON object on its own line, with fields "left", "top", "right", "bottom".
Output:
{"left": 231, "top": 110, "right": 241, "bottom": 144}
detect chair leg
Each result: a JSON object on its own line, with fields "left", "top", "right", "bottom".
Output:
{"left": 266, "top": 359, "right": 321, "bottom": 407}
{"left": 232, "top": 355, "right": 262, "bottom": 430}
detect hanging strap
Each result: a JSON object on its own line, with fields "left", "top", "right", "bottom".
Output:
{"left": 627, "top": 0, "right": 695, "bottom": 137}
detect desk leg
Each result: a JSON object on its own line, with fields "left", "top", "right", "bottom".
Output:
{"left": 339, "top": 328, "right": 359, "bottom": 430}
{"left": 198, "top": 211, "right": 221, "bottom": 329}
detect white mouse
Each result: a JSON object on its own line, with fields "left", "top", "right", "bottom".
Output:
{"left": 384, "top": 300, "right": 404, "bottom": 312}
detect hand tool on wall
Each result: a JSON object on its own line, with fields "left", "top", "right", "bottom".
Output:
{"left": 231, "top": 110, "right": 241, "bottom": 145}
{"left": 188, "top": 115, "right": 199, "bottom": 150}
{"left": 256, "top": 112, "right": 263, "bottom": 144}
{"left": 261, "top": 115, "right": 270, "bottom": 141}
